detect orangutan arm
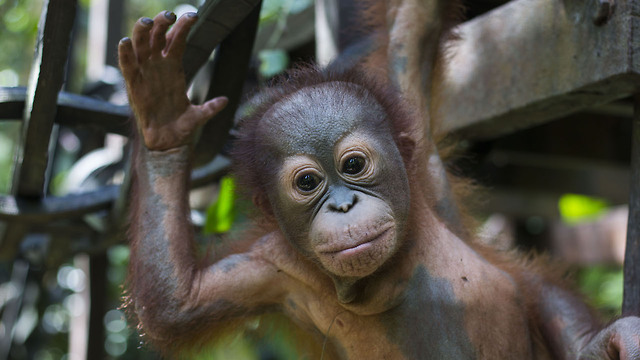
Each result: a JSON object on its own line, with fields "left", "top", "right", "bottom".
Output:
{"left": 120, "top": 11, "right": 287, "bottom": 353}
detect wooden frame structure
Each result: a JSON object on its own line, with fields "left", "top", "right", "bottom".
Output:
{"left": 0, "top": 0, "right": 638, "bottom": 357}
{"left": 435, "top": 0, "right": 639, "bottom": 316}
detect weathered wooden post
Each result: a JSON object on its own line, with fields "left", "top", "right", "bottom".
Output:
{"left": 623, "top": 96, "right": 640, "bottom": 317}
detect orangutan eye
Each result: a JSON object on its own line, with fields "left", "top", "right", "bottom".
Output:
{"left": 342, "top": 156, "right": 366, "bottom": 175}
{"left": 296, "top": 173, "right": 321, "bottom": 192}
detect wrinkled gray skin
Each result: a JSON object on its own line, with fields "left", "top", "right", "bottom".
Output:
{"left": 256, "top": 82, "right": 411, "bottom": 303}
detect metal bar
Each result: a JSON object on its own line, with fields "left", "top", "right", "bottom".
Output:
{"left": 622, "top": 95, "right": 640, "bottom": 317}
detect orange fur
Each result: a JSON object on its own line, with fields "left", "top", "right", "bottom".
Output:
{"left": 124, "top": 1, "right": 624, "bottom": 358}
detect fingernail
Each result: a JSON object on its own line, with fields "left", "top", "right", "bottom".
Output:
{"left": 164, "top": 11, "right": 176, "bottom": 21}
{"left": 119, "top": 37, "right": 131, "bottom": 44}
{"left": 216, "top": 97, "right": 229, "bottom": 107}
{"left": 186, "top": 12, "right": 198, "bottom": 18}
{"left": 140, "top": 17, "right": 153, "bottom": 25}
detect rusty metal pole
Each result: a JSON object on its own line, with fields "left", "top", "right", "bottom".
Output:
{"left": 622, "top": 95, "right": 640, "bottom": 317}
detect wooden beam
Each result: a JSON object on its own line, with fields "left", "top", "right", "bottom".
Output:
{"left": 623, "top": 95, "right": 640, "bottom": 317}
{"left": 57, "top": 92, "right": 130, "bottom": 134}
{"left": 0, "top": 0, "right": 77, "bottom": 260}
{"left": 0, "top": 260, "right": 29, "bottom": 359}
{"left": 0, "top": 87, "right": 131, "bottom": 135}
{"left": 466, "top": 151, "right": 631, "bottom": 205}
{"left": 194, "top": 1, "right": 262, "bottom": 164}
{"left": 0, "top": 152, "right": 229, "bottom": 259}
{"left": 13, "top": 0, "right": 77, "bottom": 197}
{"left": 0, "top": 186, "right": 119, "bottom": 223}
{"left": 0, "top": 87, "right": 25, "bottom": 120}
{"left": 183, "top": 0, "right": 261, "bottom": 83}
{"left": 435, "top": 0, "right": 640, "bottom": 140}
{"left": 0, "top": 157, "right": 230, "bottom": 223}
{"left": 476, "top": 189, "right": 561, "bottom": 218}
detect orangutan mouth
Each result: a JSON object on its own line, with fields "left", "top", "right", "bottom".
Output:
{"left": 320, "top": 224, "right": 395, "bottom": 257}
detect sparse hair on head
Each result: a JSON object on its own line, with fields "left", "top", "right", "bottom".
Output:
{"left": 231, "top": 65, "right": 418, "bottom": 211}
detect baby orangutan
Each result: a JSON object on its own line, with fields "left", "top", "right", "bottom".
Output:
{"left": 119, "top": 8, "right": 640, "bottom": 360}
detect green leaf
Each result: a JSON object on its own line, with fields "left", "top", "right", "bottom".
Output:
{"left": 558, "top": 193, "right": 608, "bottom": 224}
{"left": 204, "top": 176, "right": 237, "bottom": 234}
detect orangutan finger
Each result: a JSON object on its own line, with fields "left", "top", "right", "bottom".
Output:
{"left": 132, "top": 17, "right": 154, "bottom": 63}
{"left": 150, "top": 11, "right": 177, "bottom": 57}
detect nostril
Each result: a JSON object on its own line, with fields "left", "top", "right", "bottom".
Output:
{"left": 327, "top": 190, "right": 358, "bottom": 213}
{"left": 336, "top": 194, "right": 357, "bottom": 213}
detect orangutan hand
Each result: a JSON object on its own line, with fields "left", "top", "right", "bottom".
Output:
{"left": 578, "top": 317, "right": 640, "bottom": 360}
{"left": 118, "top": 11, "right": 227, "bottom": 151}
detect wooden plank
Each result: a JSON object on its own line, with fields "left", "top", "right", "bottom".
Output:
{"left": 622, "top": 95, "right": 640, "bottom": 317}
{"left": 0, "top": 87, "right": 131, "bottom": 134}
{"left": 434, "top": 0, "right": 640, "bottom": 140}
{"left": 13, "top": 0, "right": 77, "bottom": 197}
{"left": 476, "top": 189, "right": 561, "bottom": 218}
{"left": 468, "top": 153, "right": 630, "bottom": 204}
{"left": 183, "top": 0, "right": 261, "bottom": 83}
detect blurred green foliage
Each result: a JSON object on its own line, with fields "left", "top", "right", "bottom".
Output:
{"left": 558, "top": 193, "right": 609, "bottom": 225}
{"left": 0, "top": 122, "right": 19, "bottom": 194}
{"left": 558, "top": 194, "right": 622, "bottom": 314}
{"left": 578, "top": 266, "right": 624, "bottom": 317}
{"left": 204, "top": 176, "right": 237, "bottom": 234}
{"left": 0, "top": 0, "right": 43, "bottom": 86}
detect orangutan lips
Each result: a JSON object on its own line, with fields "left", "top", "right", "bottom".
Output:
{"left": 321, "top": 226, "right": 393, "bottom": 256}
